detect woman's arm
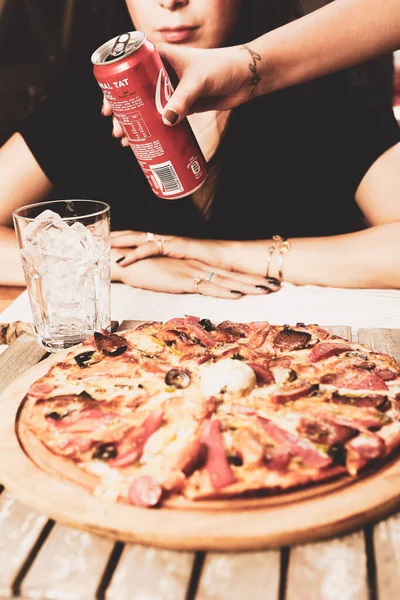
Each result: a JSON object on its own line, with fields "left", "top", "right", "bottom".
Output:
{"left": 0, "top": 133, "right": 53, "bottom": 285}
{"left": 111, "top": 142, "right": 400, "bottom": 289}
{"left": 158, "top": 0, "right": 400, "bottom": 125}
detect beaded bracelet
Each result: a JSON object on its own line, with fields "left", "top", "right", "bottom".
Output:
{"left": 266, "top": 235, "right": 292, "bottom": 282}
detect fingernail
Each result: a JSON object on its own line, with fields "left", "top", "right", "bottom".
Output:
{"left": 116, "top": 256, "right": 125, "bottom": 264}
{"left": 101, "top": 106, "right": 105, "bottom": 116}
{"left": 164, "top": 109, "right": 178, "bottom": 125}
{"left": 120, "top": 139, "right": 126, "bottom": 147}
{"left": 230, "top": 290, "right": 243, "bottom": 295}
{"left": 267, "top": 277, "right": 281, "bottom": 286}
{"left": 256, "top": 285, "right": 270, "bottom": 291}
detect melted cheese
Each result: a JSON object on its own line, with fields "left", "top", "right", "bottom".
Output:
{"left": 200, "top": 359, "right": 256, "bottom": 399}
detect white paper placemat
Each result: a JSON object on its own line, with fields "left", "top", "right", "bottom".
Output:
{"left": 1, "top": 283, "right": 400, "bottom": 330}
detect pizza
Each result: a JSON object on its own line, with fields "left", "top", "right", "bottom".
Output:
{"left": 22, "top": 317, "right": 400, "bottom": 508}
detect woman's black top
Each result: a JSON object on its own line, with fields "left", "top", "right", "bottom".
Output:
{"left": 18, "top": 58, "right": 400, "bottom": 240}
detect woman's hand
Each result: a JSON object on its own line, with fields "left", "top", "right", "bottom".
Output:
{"left": 111, "top": 230, "right": 272, "bottom": 282}
{"left": 111, "top": 249, "right": 280, "bottom": 298}
{"left": 155, "top": 44, "right": 251, "bottom": 125}
{"left": 102, "top": 98, "right": 130, "bottom": 147}
{"left": 111, "top": 230, "right": 212, "bottom": 266}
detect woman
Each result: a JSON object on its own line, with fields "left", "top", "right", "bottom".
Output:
{"left": 1, "top": 0, "right": 400, "bottom": 296}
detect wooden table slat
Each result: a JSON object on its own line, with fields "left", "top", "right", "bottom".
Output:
{"left": 196, "top": 550, "right": 281, "bottom": 600}
{"left": 374, "top": 514, "right": 400, "bottom": 600}
{"left": 106, "top": 545, "right": 195, "bottom": 600}
{"left": 20, "top": 523, "right": 115, "bottom": 600}
{"left": 357, "top": 328, "right": 400, "bottom": 361}
{"left": 0, "top": 490, "right": 48, "bottom": 598}
{"left": 286, "top": 532, "right": 369, "bottom": 600}
{"left": 0, "top": 334, "right": 46, "bottom": 394}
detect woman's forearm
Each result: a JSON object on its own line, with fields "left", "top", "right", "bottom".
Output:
{"left": 193, "top": 224, "right": 400, "bottom": 289}
{"left": 250, "top": 0, "right": 400, "bottom": 96}
{"left": 0, "top": 226, "right": 26, "bottom": 286}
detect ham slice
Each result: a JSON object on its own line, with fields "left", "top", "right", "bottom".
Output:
{"left": 28, "top": 381, "right": 55, "bottom": 399}
{"left": 48, "top": 409, "right": 116, "bottom": 433}
{"left": 233, "top": 429, "right": 265, "bottom": 468}
{"left": 109, "top": 410, "right": 164, "bottom": 468}
{"left": 246, "top": 324, "right": 271, "bottom": 349}
{"left": 345, "top": 433, "right": 385, "bottom": 475}
{"left": 57, "top": 436, "right": 95, "bottom": 458}
{"left": 258, "top": 417, "right": 332, "bottom": 469}
{"left": 162, "top": 317, "right": 216, "bottom": 348}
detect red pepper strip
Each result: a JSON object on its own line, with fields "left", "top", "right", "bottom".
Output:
{"left": 201, "top": 420, "right": 237, "bottom": 490}
{"left": 108, "top": 410, "right": 164, "bottom": 468}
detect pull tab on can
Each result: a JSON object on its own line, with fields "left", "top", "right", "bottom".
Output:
{"left": 110, "top": 32, "right": 131, "bottom": 58}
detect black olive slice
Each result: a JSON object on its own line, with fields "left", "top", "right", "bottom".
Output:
{"left": 227, "top": 455, "right": 243, "bottom": 466}
{"left": 92, "top": 443, "right": 118, "bottom": 461}
{"left": 199, "top": 318, "right": 215, "bottom": 332}
{"left": 328, "top": 444, "right": 346, "bottom": 466}
{"left": 94, "top": 331, "right": 128, "bottom": 356}
{"left": 232, "top": 353, "right": 245, "bottom": 361}
{"left": 45, "top": 411, "right": 69, "bottom": 421}
{"left": 165, "top": 369, "right": 191, "bottom": 389}
{"left": 74, "top": 350, "right": 102, "bottom": 368}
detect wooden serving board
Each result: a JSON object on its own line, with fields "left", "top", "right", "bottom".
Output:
{"left": 0, "top": 325, "right": 400, "bottom": 551}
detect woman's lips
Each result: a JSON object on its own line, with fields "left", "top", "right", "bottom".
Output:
{"left": 158, "top": 27, "right": 198, "bottom": 43}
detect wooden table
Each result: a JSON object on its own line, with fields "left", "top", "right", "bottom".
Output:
{"left": 1, "top": 286, "right": 400, "bottom": 599}
{"left": 0, "top": 286, "right": 24, "bottom": 313}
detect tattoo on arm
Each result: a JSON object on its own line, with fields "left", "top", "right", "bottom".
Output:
{"left": 241, "top": 45, "right": 262, "bottom": 97}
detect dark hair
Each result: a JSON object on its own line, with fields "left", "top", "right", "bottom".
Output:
{"left": 232, "top": 0, "right": 303, "bottom": 44}
{"left": 67, "top": 0, "right": 131, "bottom": 64}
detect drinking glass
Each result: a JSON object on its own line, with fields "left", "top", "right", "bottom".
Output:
{"left": 13, "top": 200, "right": 111, "bottom": 351}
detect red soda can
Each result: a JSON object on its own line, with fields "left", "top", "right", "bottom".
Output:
{"left": 91, "top": 31, "right": 208, "bottom": 199}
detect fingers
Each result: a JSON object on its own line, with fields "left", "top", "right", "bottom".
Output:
{"left": 192, "top": 263, "right": 279, "bottom": 290}
{"left": 110, "top": 230, "right": 143, "bottom": 239}
{"left": 162, "top": 78, "right": 201, "bottom": 126}
{"left": 101, "top": 101, "right": 129, "bottom": 146}
{"left": 115, "top": 241, "right": 168, "bottom": 266}
{"left": 112, "top": 116, "right": 124, "bottom": 139}
{"left": 101, "top": 97, "right": 113, "bottom": 116}
{"left": 111, "top": 231, "right": 174, "bottom": 248}
{"left": 194, "top": 281, "right": 245, "bottom": 300}
{"left": 193, "top": 272, "right": 280, "bottom": 297}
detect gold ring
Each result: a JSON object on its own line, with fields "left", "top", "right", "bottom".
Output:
{"left": 146, "top": 232, "right": 155, "bottom": 242}
{"left": 193, "top": 275, "right": 203, "bottom": 294}
{"left": 205, "top": 271, "right": 214, "bottom": 282}
{"left": 155, "top": 238, "right": 167, "bottom": 255}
